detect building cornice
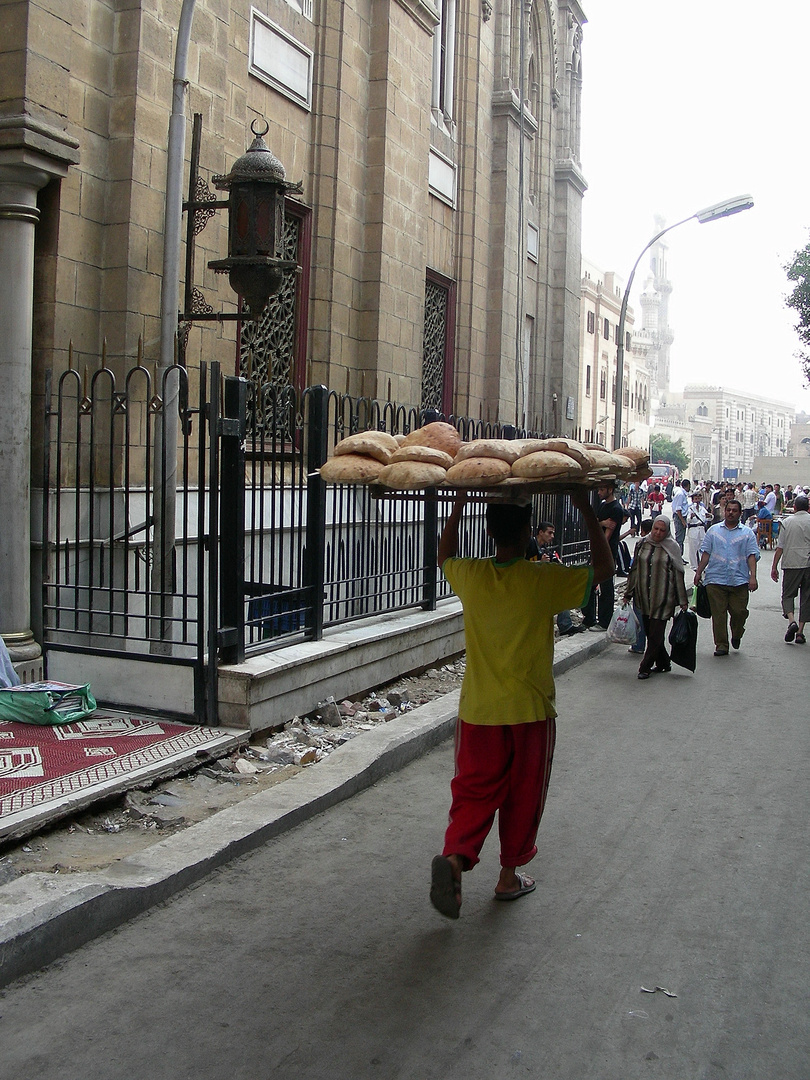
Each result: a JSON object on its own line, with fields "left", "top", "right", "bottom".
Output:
{"left": 0, "top": 114, "right": 80, "bottom": 171}
{"left": 555, "top": 156, "right": 587, "bottom": 195}
{"left": 394, "top": 0, "right": 440, "bottom": 33}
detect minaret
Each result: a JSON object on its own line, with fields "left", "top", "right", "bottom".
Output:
{"left": 638, "top": 215, "right": 674, "bottom": 401}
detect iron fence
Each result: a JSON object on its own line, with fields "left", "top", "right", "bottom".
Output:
{"left": 42, "top": 359, "right": 593, "bottom": 723}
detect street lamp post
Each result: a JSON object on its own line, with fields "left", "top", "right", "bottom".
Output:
{"left": 613, "top": 194, "right": 754, "bottom": 451}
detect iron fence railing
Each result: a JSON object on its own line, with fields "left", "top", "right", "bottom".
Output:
{"left": 42, "top": 360, "right": 594, "bottom": 722}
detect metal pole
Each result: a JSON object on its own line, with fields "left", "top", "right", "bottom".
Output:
{"left": 151, "top": 0, "right": 197, "bottom": 651}
{"left": 613, "top": 215, "right": 693, "bottom": 451}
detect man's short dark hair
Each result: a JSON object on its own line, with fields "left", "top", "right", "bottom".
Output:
{"left": 725, "top": 499, "right": 742, "bottom": 512}
{"left": 639, "top": 518, "right": 653, "bottom": 535}
{"left": 681, "top": 479, "right": 691, "bottom": 489}
{"left": 536, "top": 520, "right": 554, "bottom": 534}
{"left": 486, "top": 502, "right": 532, "bottom": 546}
{"left": 794, "top": 495, "right": 809, "bottom": 512}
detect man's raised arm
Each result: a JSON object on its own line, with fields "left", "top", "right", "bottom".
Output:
{"left": 438, "top": 492, "right": 467, "bottom": 567}
{"left": 570, "top": 489, "right": 614, "bottom": 584}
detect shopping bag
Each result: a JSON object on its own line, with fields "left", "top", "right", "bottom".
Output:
{"left": 0, "top": 681, "right": 97, "bottom": 725}
{"left": 606, "top": 603, "right": 639, "bottom": 645}
{"left": 691, "top": 583, "right": 712, "bottom": 619}
{"left": 668, "top": 610, "right": 698, "bottom": 672}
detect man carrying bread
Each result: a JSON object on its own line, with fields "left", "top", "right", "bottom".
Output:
{"left": 429, "top": 490, "right": 614, "bottom": 919}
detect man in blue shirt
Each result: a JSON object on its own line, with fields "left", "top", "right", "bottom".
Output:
{"left": 694, "top": 499, "right": 760, "bottom": 656}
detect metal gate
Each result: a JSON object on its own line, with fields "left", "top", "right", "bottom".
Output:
{"left": 41, "top": 357, "right": 222, "bottom": 724}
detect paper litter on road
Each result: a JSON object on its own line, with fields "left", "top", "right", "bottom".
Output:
{"left": 640, "top": 985, "right": 677, "bottom": 997}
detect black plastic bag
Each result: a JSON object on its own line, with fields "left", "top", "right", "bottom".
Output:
{"left": 668, "top": 609, "right": 698, "bottom": 672}
{"left": 694, "top": 583, "right": 712, "bottom": 619}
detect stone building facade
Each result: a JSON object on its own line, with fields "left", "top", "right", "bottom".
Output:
{"left": 676, "top": 385, "right": 794, "bottom": 480}
{"left": 0, "top": 0, "right": 587, "bottom": 668}
{"left": 578, "top": 258, "right": 650, "bottom": 450}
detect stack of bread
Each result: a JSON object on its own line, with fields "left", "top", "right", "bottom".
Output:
{"left": 319, "top": 424, "right": 650, "bottom": 491}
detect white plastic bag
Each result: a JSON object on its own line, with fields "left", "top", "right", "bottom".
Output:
{"left": 606, "top": 602, "right": 639, "bottom": 645}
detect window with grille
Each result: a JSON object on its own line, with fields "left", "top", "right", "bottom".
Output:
{"left": 240, "top": 201, "right": 311, "bottom": 437}
{"left": 587, "top": 311, "right": 595, "bottom": 334}
{"left": 422, "top": 271, "right": 456, "bottom": 414}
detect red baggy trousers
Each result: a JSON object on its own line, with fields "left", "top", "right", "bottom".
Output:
{"left": 442, "top": 718, "right": 556, "bottom": 870}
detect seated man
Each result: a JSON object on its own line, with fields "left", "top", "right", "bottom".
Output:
{"left": 526, "top": 521, "right": 582, "bottom": 636}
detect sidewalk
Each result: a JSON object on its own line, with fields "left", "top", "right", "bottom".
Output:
{"left": 0, "top": 630, "right": 610, "bottom": 987}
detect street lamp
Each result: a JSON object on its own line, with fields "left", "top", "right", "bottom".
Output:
{"left": 612, "top": 194, "right": 754, "bottom": 450}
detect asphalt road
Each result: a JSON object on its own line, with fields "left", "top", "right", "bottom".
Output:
{"left": 0, "top": 569, "right": 807, "bottom": 1080}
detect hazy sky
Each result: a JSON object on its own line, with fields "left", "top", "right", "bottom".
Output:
{"left": 579, "top": 0, "right": 810, "bottom": 415}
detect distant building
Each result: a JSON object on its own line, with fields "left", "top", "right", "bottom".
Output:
{"left": 674, "top": 386, "right": 794, "bottom": 480}
{"left": 578, "top": 258, "right": 651, "bottom": 449}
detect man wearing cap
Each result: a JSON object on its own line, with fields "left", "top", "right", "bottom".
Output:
{"left": 685, "top": 487, "right": 711, "bottom": 572}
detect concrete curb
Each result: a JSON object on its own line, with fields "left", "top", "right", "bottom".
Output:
{"left": 0, "top": 635, "right": 609, "bottom": 987}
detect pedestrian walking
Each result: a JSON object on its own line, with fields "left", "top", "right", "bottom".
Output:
{"left": 626, "top": 481, "right": 643, "bottom": 535}
{"left": 693, "top": 499, "right": 760, "bottom": 656}
{"left": 429, "top": 491, "right": 614, "bottom": 919}
{"left": 685, "top": 489, "right": 711, "bottom": 571}
{"left": 770, "top": 494, "right": 810, "bottom": 645}
{"left": 671, "top": 479, "right": 691, "bottom": 556}
{"left": 622, "top": 516, "right": 689, "bottom": 679}
{"left": 581, "top": 482, "right": 628, "bottom": 631}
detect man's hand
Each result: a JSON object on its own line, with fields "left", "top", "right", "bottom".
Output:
{"left": 771, "top": 566, "right": 780, "bottom": 582}
{"left": 748, "top": 575, "right": 758, "bottom": 593}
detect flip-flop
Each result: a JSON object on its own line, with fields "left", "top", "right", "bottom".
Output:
{"left": 430, "top": 855, "right": 461, "bottom": 919}
{"left": 493, "top": 872, "right": 537, "bottom": 901}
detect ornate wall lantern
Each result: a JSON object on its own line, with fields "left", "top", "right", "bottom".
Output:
{"left": 208, "top": 119, "right": 303, "bottom": 316}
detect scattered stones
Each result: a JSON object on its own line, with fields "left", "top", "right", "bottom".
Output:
{"left": 316, "top": 701, "right": 343, "bottom": 727}
{"left": 294, "top": 747, "right": 319, "bottom": 766}
{"left": 0, "top": 860, "right": 19, "bottom": 886}
{"left": 148, "top": 792, "right": 183, "bottom": 807}
{"left": 261, "top": 745, "right": 297, "bottom": 765}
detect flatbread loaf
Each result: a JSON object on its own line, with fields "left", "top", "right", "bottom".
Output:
{"left": 630, "top": 465, "right": 653, "bottom": 482}
{"left": 582, "top": 447, "right": 616, "bottom": 471}
{"left": 377, "top": 461, "right": 448, "bottom": 489}
{"left": 390, "top": 445, "right": 455, "bottom": 469}
{"left": 453, "top": 439, "right": 522, "bottom": 465}
{"left": 400, "top": 421, "right": 462, "bottom": 458}
{"left": 614, "top": 446, "right": 649, "bottom": 467}
{"left": 445, "top": 457, "right": 512, "bottom": 486}
{"left": 511, "top": 452, "right": 585, "bottom": 479}
{"left": 333, "top": 430, "right": 399, "bottom": 464}
{"left": 517, "top": 438, "right": 590, "bottom": 469}
{"left": 320, "top": 454, "right": 386, "bottom": 483}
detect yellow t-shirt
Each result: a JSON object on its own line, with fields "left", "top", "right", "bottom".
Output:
{"left": 443, "top": 557, "right": 593, "bottom": 725}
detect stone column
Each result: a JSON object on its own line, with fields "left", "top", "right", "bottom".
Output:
{"left": 0, "top": 163, "right": 52, "bottom": 669}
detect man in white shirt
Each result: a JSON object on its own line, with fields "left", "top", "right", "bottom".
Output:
{"left": 763, "top": 485, "right": 777, "bottom": 514}
{"left": 671, "top": 479, "right": 691, "bottom": 558}
{"left": 771, "top": 495, "right": 810, "bottom": 645}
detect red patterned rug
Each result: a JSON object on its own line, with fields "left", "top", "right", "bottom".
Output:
{"left": 0, "top": 710, "right": 245, "bottom": 842}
